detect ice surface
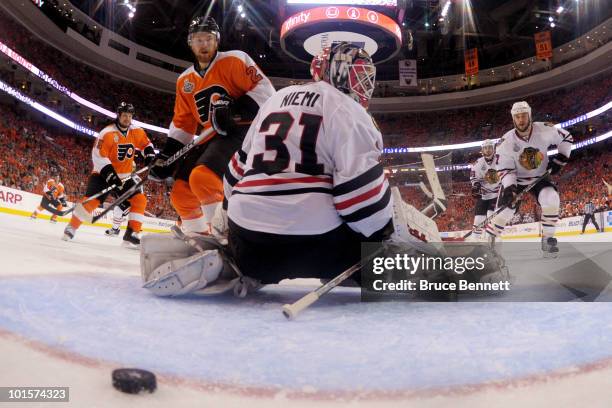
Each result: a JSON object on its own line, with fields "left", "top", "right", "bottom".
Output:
{"left": 1, "top": 212, "right": 612, "bottom": 407}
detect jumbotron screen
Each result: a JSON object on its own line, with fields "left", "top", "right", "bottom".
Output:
{"left": 286, "top": 0, "right": 397, "bottom": 6}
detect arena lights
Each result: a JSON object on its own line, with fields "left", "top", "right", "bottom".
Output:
{"left": 440, "top": 0, "right": 451, "bottom": 18}
{"left": 0, "top": 40, "right": 168, "bottom": 134}
{"left": 0, "top": 79, "right": 97, "bottom": 137}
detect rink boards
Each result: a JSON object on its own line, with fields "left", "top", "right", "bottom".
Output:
{"left": 0, "top": 185, "right": 174, "bottom": 233}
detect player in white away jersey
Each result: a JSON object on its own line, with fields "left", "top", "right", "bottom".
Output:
{"left": 470, "top": 139, "right": 501, "bottom": 238}
{"left": 223, "top": 43, "right": 393, "bottom": 284}
{"left": 485, "top": 101, "right": 573, "bottom": 255}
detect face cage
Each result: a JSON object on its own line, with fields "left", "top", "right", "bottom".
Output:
{"left": 347, "top": 61, "right": 376, "bottom": 107}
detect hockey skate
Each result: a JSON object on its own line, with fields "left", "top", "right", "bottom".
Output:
{"left": 122, "top": 227, "right": 141, "bottom": 249}
{"left": 50, "top": 215, "right": 58, "bottom": 223}
{"left": 62, "top": 225, "right": 75, "bottom": 241}
{"left": 30, "top": 212, "right": 37, "bottom": 220}
{"left": 105, "top": 227, "right": 121, "bottom": 237}
{"left": 541, "top": 237, "right": 559, "bottom": 258}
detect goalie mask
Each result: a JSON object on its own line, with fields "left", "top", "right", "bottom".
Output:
{"left": 311, "top": 43, "right": 376, "bottom": 109}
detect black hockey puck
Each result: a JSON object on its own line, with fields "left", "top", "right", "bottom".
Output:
{"left": 112, "top": 368, "right": 157, "bottom": 394}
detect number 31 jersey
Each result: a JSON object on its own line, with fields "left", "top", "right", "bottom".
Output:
{"left": 224, "top": 80, "right": 392, "bottom": 237}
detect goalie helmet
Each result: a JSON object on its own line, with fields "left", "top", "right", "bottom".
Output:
{"left": 310, "top": 43, "right": 376, "bottom": 109}
{"left": 116, "top": 102, "right": 135, "bottom": 116}
{"left": 481, "top": 139, "right": 496, "bottom": 160}
{"left": 188, "top": 16, "right": 220, "bottom": 44}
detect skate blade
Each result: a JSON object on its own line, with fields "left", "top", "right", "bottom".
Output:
{"left": 61, "top": 234, "right": 73, "bottom": 242}
{"left": 543, "top": 252, "right": 559, "bottom": 259}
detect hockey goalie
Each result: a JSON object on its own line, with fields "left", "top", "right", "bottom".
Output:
{"left": 140, "top": 43, "right": 508, "bottom": 299}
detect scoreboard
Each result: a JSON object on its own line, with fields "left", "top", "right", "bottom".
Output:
{"left": 286, "top": 0, "right": 397, "bottom": 6}
{"left": 280, "top": 0, "right": 404, "bottom": 64}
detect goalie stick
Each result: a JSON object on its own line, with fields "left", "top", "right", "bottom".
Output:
{"left": 89, "top": 127, "right": 215, "bottom": 224}
{"left": 282, "top": 246, "right": 386, "bottom": 320}
{"left": 463, "top": 170, "right": 551, "bottom": 239}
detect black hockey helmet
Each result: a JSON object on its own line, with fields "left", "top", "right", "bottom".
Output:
{"left": 116, "top": 101, "right": 135, "bottom": 116}
{"left": 188, "top": 16, "right": 220, "bottom": 44}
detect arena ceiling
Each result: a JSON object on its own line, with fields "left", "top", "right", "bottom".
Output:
{"left": 70, "top": 0, "right": 611, "bottom": 79}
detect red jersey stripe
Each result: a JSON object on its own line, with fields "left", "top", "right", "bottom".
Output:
{"left": 335, "top": 181, "right": 384, "bottom": 211}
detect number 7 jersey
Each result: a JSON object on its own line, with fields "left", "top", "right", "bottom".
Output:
{"left": 224, "top": 80, "right": 392, "bottom": 237}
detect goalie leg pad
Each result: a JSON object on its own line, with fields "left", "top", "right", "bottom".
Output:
{"left": 140, "top": 233, "right": 219, "bottom": 284}
{"left": 143, "top": 250, "right": 223, "bottom": 296}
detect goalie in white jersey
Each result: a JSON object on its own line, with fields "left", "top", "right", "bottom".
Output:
{"left": 223, "top": 43, "right": 393, "bottom": 284}
{"left": 485, "top": 101, "right": 573, "bottom": 255}
{"left": 470, "top": 139, "right": 501, "bottom": 238}
{"left": 140, "top": 43, "right": 509, "bottom": 298}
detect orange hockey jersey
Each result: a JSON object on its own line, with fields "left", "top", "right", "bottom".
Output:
{"left": 169, "top": 50, "right": 275, "bottom": 144}
{"left": 43, "top": 179, "right": 65, "bottom": 199}
{"left": 92, "top": 124, "right": 153, "bottom": 178}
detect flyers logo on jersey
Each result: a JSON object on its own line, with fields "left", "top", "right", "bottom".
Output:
{"left": 519, "top": 147, "right": 544, "bottom": 170}
{"left": 484, "top": 168, "right": 500, "bottom": 184}
{"left": 117, "top": 143, "right": 135, "bottom": 161}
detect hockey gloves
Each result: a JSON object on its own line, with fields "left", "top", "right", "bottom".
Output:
{"left": 471, "top": 182, "right": 482, "bottom": 199}
{"left": 149, "top": 137, "right": 184, "bottom": 182}
{"left": 547, "top": 154, "right": 569, "bottom": 175}
{"left": 211, "top": 95, "right": 234, "bottom": 136}
{"left": 100, "top": 164, "right": 122, "bottom": 188}
{"left": 143, "top": 145, "right": 157, "bottom": 167}
{"left": 499, "top": 184, "right": 519, "bottom": 209}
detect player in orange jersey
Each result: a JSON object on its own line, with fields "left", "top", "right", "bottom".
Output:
{"left": 31, "top": 177, "right": 67, "bottom": 223}
{"left": 62, "top": 102, "right": 156, "bottom": 248}
{"left": 149, "top": 16, "right": 274, "bottom": 236}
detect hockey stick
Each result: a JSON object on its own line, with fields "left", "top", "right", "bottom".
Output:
{"left": 282, "top": 246, "right": 386, "bottom": 320}
{"left": 462, "top": 170, "right": 551, "bottom": 239}
{"left": 91, "top": 176, "right": 147, "bottom": 224}
{"left": 54, "top": 167, "right": 150, "bottom": 217}
{"left": 151, "top": 127, "right": 215, "bottom": 174}
{"left": 74, "top": 127, "right": 217, "bottom": 221}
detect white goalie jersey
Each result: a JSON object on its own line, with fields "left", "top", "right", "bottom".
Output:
{"left": 224, "top": 80, "right": 392, "bottom": 237}
{"left": 496, "top": 122, "right": 573, "bottom": 188}
{"left": 470, "top": 157, "right": 500, "bottom": 200}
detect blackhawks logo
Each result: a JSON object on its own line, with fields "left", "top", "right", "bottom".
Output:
{"left": 519, "top": 147, "right": 544, "bottom": 170}
{"left": 484, "top": 168, "right": 499, "bottom": 184}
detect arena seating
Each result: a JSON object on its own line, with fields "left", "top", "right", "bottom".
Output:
{"left": 0, "top": 104, "right": 177, "bottom": 219}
